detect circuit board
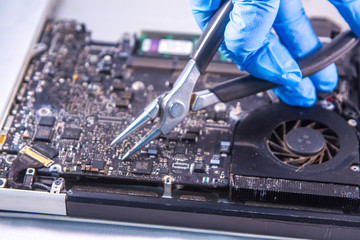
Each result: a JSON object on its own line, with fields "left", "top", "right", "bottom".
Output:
{"left": 0, "top": 20, "right": 273, "bottom": 188}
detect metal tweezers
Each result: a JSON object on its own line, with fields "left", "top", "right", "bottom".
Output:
{"left": 111, "top": 0, "right": 359, "bottom": 160}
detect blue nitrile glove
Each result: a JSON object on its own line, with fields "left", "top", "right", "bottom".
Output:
{"left": 189, "top": 0, "right": 360, "bottom": 107}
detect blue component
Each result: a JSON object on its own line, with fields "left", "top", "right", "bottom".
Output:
{"left": 210, "top": 155, "right": 221, "bottom": 165}
{"left": 220, "top": 141, "right": 231, "bottom": 154}
{"left": 147, "top": 144, "right": 158, "bottom": 156}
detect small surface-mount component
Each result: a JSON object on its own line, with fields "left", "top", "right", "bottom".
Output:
{"left": 39, "top": 116, "right": 56, "bottom": 126}
{"left": 0, "top": 134, "right": 6, "bottom": 146}
{"left": 210, "top": 155, "right": 221, "bottom": 166}
{"left": 113, "top": 79, "right": 126, "bottom": 91}
{"left": 62, "top": 128, "right": 82, "bottom": 140}
{"left": 220, "top": 141, "right": 231, "bottom": 154}
{"left": 91, "top": 75, "right": 104, "bottom": 82}
{"left": 131, "top": 160, "right": 153, "bottom": 174}
{"left": 81, "top": 76, "right": 90, "bottom": 83}
{"left": 97, "top": 55, "right": 112, "bottom": 74}
{"left": 122, "top": 90, "right": 133, "bottom": 100}
{"left": 115, "top": 99, "right": 130, "bottom": 108}
{"left": 147, "top": 144, "right": 158, "bottom": 156}
{"left": 34, "top": 127, "right": 53, "bottom": 142}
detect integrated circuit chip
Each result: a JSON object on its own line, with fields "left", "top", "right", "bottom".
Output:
{"left": 39, "top": 116, "right": 56, "bottom": 126}
{"left": 186, "top": 126, "right": 201, "bottom": 135}
{"left": 167, "top": 132, "right": 179, "bottom": 142}
{"left": 34, "top": 127, "right": 53, "bottom": 142}
{"left": 174, "top": 144, "right": 186, "bottom": 155}
{"left": 194, "top": 162, "right": 206, "bottom": 173}
{"left": 92, "top": 160, "right": 105, "bottom": 170}
{"left": 181, "top": 133, "right": 197, "bottom": 142}
{"left": 131, "top": 160, "right": 153, "bottom": 174}
{"left": 62, "top": 128, "right": 82, "bottom": 140}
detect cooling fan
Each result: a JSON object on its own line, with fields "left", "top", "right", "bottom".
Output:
{"left": 268, "top": 120, "right": 340, "bottom": 167}
{"left": 230, "top": 103, "right": 360, "bottom": 208}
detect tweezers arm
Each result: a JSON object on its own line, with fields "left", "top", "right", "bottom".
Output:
{"left": 208, "top": 30, "right": 359, "bottom": 103}
{"left": 190, "top": 0, "right": 233, "bottom": 74}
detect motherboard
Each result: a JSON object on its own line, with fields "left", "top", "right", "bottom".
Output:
{"left": 0, "top": 20, "right": 252, "bottom": 189}
{"left": 1, "top": 20, "right": 360, "bottom": 210}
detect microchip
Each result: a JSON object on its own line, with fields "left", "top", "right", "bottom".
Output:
{"left": 34, "top": 127, "right": 53, "bottom": 142}
{"left": 122, "top": 90, "right": 133, "bottom": 100}
{"left": 186, "top": 126, "right": 201, "bottom": 135}
{"left": 113, "top": 79, "right": 126, "bottom": 91}
{"left": 131, "top": 160, "right": 153, "bottom": 174}
{"left": 92, "top": 160, "right": 105, "bottom": 170}
{"left": 220, "top": 141, "right": 231, "bottom": 154}
{"left": 39, "top": 116, "right": 56, "bottom": 126}
{"left": 194, "top": 162, "right": 205, "bottom": 173}
{"left": 62, "top": 128, "right": 82, "bottom": 140}
{"left": 174, "top": 144, "right": 186, "bottom": 154}
{"left": 115, "top": 99, "right": 130, "bottom": 108}
{"left": 167, "top": 132, "right": 179, "bottom": 142}
{"left": 181, "top": 133, "right": 197, "bottom": 142}
{"left": 32, "top": 142, "right": 58, "bottom": 158}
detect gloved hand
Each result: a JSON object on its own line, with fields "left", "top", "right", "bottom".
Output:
{"left": 189, "top": 0, "right": 360, "bottom": 106}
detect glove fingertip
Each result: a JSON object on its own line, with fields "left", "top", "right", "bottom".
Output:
{"left": 273, "top": 77, "right": 317, "bottom": 107}
{"left": 309, "top": 63, "right": 338, "bottom": 92}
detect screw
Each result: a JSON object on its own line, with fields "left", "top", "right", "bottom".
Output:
{"left": 55, "top": 180, "right": 62, "bottom": 185}
{"left": 351, "top": 165, "right": 359, "bottom": 172}
{"left": 321, "top": 100, "right": 335, "bottom": 111}
{"left": 348, "top": 119, "right": 357, "bottom": 127}
{"left": 169, "top": 102, "right": 185, "bottom": 118}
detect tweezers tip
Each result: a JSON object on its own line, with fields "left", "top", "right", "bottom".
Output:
{"left": 121, "top": 152, "right": 131, "bottom": 161}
